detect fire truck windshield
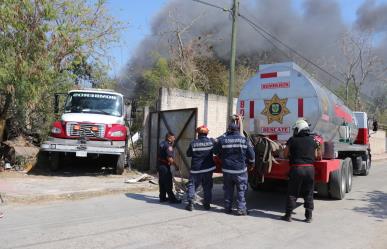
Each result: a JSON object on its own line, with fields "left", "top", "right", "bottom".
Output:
{"left": 64, "top": 92, "right": 123, "bottom": 117}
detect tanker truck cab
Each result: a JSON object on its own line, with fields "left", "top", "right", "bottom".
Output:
{"left": 40, "top": 89, "right": 130, "bottom": 174}
{"left": 238, "top": 62, "right": 371, "bottom": 200}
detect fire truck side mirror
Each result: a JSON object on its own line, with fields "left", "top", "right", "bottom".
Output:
{"left": 124, "top": 99, "right": 137, "bottom": 121}
{"left": 372, "top": 120, "right": 378, "bottom": 132}
{"left": 54, "top": 94, "right": 60, "bottom": 114}
{"left": 131, "top": 101, "right": 137, "bottom": 119}
{"left": 125, "top": 105, "right": 132, "bottom": 121}
{"left": 54, "top": 93, "right": 67, "bottom": 114}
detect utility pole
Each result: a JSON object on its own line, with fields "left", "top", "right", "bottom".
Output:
{"left": 192, "top": 0, "right": 238, "bottom": 125}
{"left": 227, "top": 0, "right": 238, "bottom": 125}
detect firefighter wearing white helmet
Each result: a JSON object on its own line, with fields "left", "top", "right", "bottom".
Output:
{"left": 282, "top": 119, "right": 318, "bottom": 223}
{"left": 292, "top": 119, "right": 310, "bottom": 135}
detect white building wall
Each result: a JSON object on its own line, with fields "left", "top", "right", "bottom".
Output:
{"left": 159, "top": 88, "right": 237, "bottom": 137}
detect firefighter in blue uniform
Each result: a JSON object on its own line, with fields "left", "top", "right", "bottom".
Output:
{"left": 282, "top": 119, "right": 319, "bottom": 223}
{"left": 158, "top": 132, "right": 181, "bottom": 204}
{"left": 214, "top": 122, "right": 255, "bottom": 215}
{"left": 185, "top": 125, "right": 216, "bottom": 211}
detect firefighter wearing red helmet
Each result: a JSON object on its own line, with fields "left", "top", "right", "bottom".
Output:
{"left": 282, "top": 119, "right": 319, "bottom": 223}
{"left": 185, "top": 125, "right": 216, "bottom": 211}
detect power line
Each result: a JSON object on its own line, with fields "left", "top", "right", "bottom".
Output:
{"left": 191, "top": 0, "right": 344, "bottom": 94}
{"left": 240, "top": 17, "right": 291, "bottom": 60}
{"left": 191, "top": 0, "right": 230, "bottom": 12}
{"left": 238, "top": 12, "right": 343, "bottom": 84}
{"left": 192, "top": 0, "right": 237, "bottom": 124}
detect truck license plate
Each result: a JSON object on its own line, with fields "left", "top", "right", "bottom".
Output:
{"left": 76, "top": 151, "right": 87, "bottom": 157}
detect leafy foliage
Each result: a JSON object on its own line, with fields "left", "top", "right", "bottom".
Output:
{"left": 0, "top": 0, "right": 122, "bottom": 139}
{"left": 133, "top": 39, "right": 255, "bottom": 107}
{"left": 335, "top": 83, "right": 357, "bottom": 110}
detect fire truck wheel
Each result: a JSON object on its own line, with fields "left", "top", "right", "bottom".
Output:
{"left": 36, "top": 151, "right": 49, "bottom": 168}
{"left": 315, "top": 183, "right": 329, "bottom": 198}
{"left": 115, "top": 153, "right": 125, "bottom": 175}
{"left": 329, "top": 161, "right": 346, "bottom": 200}
{"left": 360, "top": 153, "right": 371, "bottom": 176}
{"left": 124, "top": 148, "right": 131, "bottom": 170}
{"left": 48, "top": 152, "right": 61, "bottom": 171}
{"left": 344, "top": 157, "right": 353, "bottom": 193}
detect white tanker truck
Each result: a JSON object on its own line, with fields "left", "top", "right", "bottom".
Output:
{"left": 237, "top": 62, "right": 372, "bottom": 200}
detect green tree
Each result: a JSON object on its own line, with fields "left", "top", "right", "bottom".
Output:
{"left": 0, "top": 0, "right": 122, "bottom": 139}
{"left": 132, "top": 38, "right": 255, "bottom": 109}
{"left": 135, "top": 57, "right": 171, "bottom": 106}
{"left": 335, "top": 83, "right": 357, "bottom": 110}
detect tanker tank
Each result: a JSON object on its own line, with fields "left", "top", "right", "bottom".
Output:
{"left": 237, "top": 62, "right": 358, "bottom": 143}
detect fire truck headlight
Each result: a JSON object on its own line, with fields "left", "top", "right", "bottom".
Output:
{"left": 51, "top": 127, "right": 62, "bottom": 134}
{"left": 110, "top": 131, "right": 124, "bottom": 137}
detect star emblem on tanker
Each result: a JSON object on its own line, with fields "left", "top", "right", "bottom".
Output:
{"left": 261, "top": 94, "right": 290, "bottom": 124}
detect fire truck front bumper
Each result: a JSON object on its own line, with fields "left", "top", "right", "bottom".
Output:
{"left": 40, "top": 137, "right": 126, "bottom": 156}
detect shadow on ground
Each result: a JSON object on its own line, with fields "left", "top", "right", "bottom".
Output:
{"left": 353, "top": 190, "right": 387, "bottom": 221}
{"left": 124, "top": 181, "right": 305, "bottom": 221}
{"left": 125, "top": 193, "right": 187, "bottom": 211}
{"left": 28, "top": 152, "right": 130, "bottom": 177}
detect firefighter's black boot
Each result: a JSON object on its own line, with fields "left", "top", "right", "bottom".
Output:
{"left": 281, "top": 212, "right": 292, "bottom": 222}
{"left": 168, "top": 195, "right": 182, "bottom": 204}
{"left": 185, "top": 201, "right": 194, "bottom": 211}
{"left": 224, "top": 208, "right": 232, "bottom": 214}
{"left": 235, "top": 209, "right": 249, "bottom": 216}
{"left": 305, "top": 209, "right": 312, "bottom": 223}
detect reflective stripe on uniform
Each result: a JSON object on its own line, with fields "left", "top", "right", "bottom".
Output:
{"left": 222, "top": 144, "right": 247, "bottom": 149}
{"left": 192, "top": 146, "right": 213, "bottom": 152}
{"left": 190, "top": 166, "right": 216, "bottom": 174}
{"left": 248, "top": 159, "right": 255, "bottom": 163}
{"left": 222, "top": 168, "right": 247, "bottom": 174}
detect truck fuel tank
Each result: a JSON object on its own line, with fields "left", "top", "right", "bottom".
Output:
{"left": 238, "top": 62, "right": 358, "bottom": 143}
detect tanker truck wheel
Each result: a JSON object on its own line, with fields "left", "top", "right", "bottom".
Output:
{"left": 329, "top": 160, "right": 346, "bottom": 200}
{"left": 352, "top": 156, "right": 363, "bottom": 175}
{"left": 360, "top": 153, "right": 371, "bottom": 176}
{"left": 115, "top": 153, "right": 125, "bottom": 175}
{"left": 344, "top": 157, "right": 353, "bottom": 193}
{"left": 315, "top": 183, "right": 329, "bottom": 198}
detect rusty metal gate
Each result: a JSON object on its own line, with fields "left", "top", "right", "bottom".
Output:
{"left": 148, "top": 108, "right": 197, "bottom": 177}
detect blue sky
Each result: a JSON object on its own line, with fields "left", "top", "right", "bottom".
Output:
{"left": 105, "top": 0, "right": 369, "bottom": 77}
{"left": 105, "top": 0, "right": 168, "bottom": 77}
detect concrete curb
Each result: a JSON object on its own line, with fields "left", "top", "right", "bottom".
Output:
{"left": 372, "top": 153, "right": 387, "bottom": 162}
{"left": 1, "top": 184, "right": 159, "bottom": 205}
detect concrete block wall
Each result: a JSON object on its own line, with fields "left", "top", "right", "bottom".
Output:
{"left": 158, "top": 88, "right": 237, "bottom": 138}
{"left": 369, "top": 130, "right": 386, "bottom": 155}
